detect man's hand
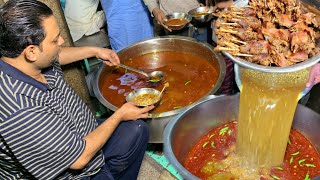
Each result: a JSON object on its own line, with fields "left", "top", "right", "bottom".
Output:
{"left": 96, "top": 48, "right": 120, "bottom": 66}
{"left": 115, "top": 102, "right": 155, "bottom": 121}
{"left": 152, "top": 8, "right": 172, "bottom": 32}
{"left": 212, "top": 0, "right": 233, "bottom": 15}
{"left": 306, "top": 63, "right": 320, "bottom": 88}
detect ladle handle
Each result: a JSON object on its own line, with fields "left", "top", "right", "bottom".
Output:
{"left": 118, "top": 64, "right": 149, "bottom": 78}
{"left": 99, "top": 58, "right": 150, "bottom": 78}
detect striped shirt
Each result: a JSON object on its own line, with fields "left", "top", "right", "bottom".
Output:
{"left": 0, "top": 59, "right": 104, "bottom": 179}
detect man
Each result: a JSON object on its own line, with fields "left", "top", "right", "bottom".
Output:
{"left": 64, "top": 0, "right": 106, "bottom": 42}
{"left": 143, "top": 0, "right": 233, "bottom": 42}
{"left": 100, "top": 0, "right": 154, "bottom": 52}
{"left": 0, "top": 0, "right": 154, "bottom": 179}
{"left": 144, "top": 0, "right": 200, "bottom": 32}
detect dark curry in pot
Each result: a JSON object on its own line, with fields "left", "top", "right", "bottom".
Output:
{"left": 101, "top": 51, "right": 219, "bottom": 113}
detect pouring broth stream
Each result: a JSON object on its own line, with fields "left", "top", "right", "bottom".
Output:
{"left": 237, "top": 68, "right": 310, "bottom": 168}
{"left": 184, "top": 67, "right": 320, "bottom": 179}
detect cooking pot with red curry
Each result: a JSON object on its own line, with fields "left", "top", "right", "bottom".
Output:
{"left": 92, "top": 36, "right": 226, "bottom": 143}
{"left": 163, "top": 95, "right": 320, "bottom": 179}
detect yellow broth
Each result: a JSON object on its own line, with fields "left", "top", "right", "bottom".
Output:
{"left": 236, "top": 67, "right": 309, "bottom": 168}
{"left": 132, "top": 93, "right": 159, "bottom": 106}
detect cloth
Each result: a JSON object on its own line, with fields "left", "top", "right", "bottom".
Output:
{"left": 0, "top": 60, "right": 104, "bottom": 179}
{"left": 82, "top": 120, "right": 149, "bottom": 180}
{"left": 211, "top": 42, "right": 237, "bottom": 95}
{"left": 100, "top": 0, "right": 154, "bottom": 52}
{"left": 64, "top": 0, "right": 106, "bottom": 42}
{"left": 143, "top": 0, "right": 200, "bottom": 15}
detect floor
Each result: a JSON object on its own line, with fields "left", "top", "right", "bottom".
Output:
{"left": 74, "top": 29, "right": 320, "bottom": 180}
{"left": 138, "top": 155, "right": 177, "bottom": 180}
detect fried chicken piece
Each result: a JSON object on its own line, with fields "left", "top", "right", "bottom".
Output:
{"left": 235, "top": 16, "right": 262, "bottom": 30}
{"left": 290, "top": 21, "right": 316, "bottom": 42}
{"left": 287, "top": 50, "right": 308, "bottom": 62}
{"left": 217, "top": 28, "right": 260, "bottom": 41}
{"left": 290, "top": 31, "right": 315, "bottom": 53}
{"left": 262, "top": 28, "right": 290, "bottom": 41}
{"left": 236, "top": 28, "right": 260, "bottom": 41}
{"left": 262, "top": 28, "right": 290, "bottom": 48}
{"left": 239, "top": 40, "right": 271, "bottom": 55}
{"left": 277, "top": 14, "right": 294, "bottom": 28}
{"left": 273, "top": 51, "right": 295, "bottom": 67}
{"left": 301, "top": 13, "right": 320, "bottom": 28}
{"left": 246, "top": 53, "right": 273, "bottom": 66}
{"left": 242, "top": 8, "right": 257, "bottom": 16}
{"left": 262, "top": 21, "right": 276, "bottom": 29}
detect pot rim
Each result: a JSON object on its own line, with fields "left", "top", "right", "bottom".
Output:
{"left": 223, "top": 52, "right": 320, "bottom": 73}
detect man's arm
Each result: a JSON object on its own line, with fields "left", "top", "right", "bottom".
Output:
{"left": 143, "top": 0, "right": 159, "bottom": 15}
{"left": 70, "top": 102, "right": 154, "bottom": 169}
{"left": 58, "top": 46, "right": 120, "bottom": 66}
{"left": 143, "top": 0, "right": 172, "bottom": 31}
{"left": 306, "top": 63, "right": 320, "bottom": 88}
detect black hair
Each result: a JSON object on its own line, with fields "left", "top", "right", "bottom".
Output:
{"left": 0, "top": 0, "right": 53, "bottom": 58}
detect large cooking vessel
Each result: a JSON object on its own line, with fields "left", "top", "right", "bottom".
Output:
{"left": 92, "top": 36, "right": 226, "bottom": 143}
{"left": 164, "top": 95, "right": 320, "bottom": 179}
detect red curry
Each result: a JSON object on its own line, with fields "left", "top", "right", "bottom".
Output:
{"left": 101, "top": 51, "right": 219, "bottom": 113}
{"left": 185, "top": 122, "right": 320, "bottom": 179}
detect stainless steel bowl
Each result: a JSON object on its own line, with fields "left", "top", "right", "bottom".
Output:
{"left": 164, "top": 12, "right": 192, "bottom": 30}
{"left": 164, "top": 95, "right": 320, "bottom": 179}
{"left": 188, "top": 6, "right": 214, "bottom": 24}
{"left": 126, "top": 88, "right": 162, "bottom": 107}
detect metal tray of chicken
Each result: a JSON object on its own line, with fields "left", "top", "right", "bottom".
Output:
{"left": 212, "top": 0, "right": 320, "bottom": 72}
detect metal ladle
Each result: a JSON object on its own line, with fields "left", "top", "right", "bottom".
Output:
{"left": 99, "top": 59, "right": 164, "bottom": 82}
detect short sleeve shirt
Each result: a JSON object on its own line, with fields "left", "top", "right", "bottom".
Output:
{"left": 0, "top": 59, "right": 104, "bottom": 179}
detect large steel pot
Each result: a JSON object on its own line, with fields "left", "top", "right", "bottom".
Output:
{"left": 92, "top": 36, "right": 226, "bottom": 143}
{"left": 164, "top": 95, "right": 320, "bottom": 179}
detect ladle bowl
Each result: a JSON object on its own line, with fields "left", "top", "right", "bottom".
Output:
{"left": 148, "top": 71, "right": 164, "bottom": 83}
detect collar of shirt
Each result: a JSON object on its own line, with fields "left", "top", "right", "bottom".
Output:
{"left": 0, "top": 59, "right": 55, "bottom": 91}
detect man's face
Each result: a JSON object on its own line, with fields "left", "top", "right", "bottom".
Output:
{"left": 36, "top": 15, "right": 64, "bottom": 68}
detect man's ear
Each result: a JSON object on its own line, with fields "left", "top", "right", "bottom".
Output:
{"left": 24, "top": 45, "right": 40, "bottom": 62}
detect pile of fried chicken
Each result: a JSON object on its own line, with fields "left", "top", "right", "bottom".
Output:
{"left": 214, "top": 0, "right": 320, "bottom": 66}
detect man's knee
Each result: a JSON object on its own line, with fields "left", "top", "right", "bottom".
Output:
{"left": 127, "top": 120, "right": 149, "bottom": 144}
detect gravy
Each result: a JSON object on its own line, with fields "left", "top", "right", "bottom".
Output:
{"left": 101, "top": 51, "right": 219, "bottom": 113}
{"left": 166, "top": 18, "right": 189, "bottom": 26}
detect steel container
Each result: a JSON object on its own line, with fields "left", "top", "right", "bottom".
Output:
{"left": 92, "top": 36, "right": 226, "bottom": 143}
{"left": 164, "top": 95, "right": 320, "bottom": 179}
